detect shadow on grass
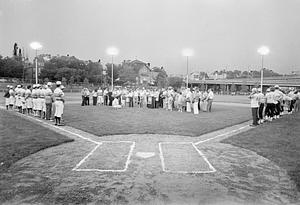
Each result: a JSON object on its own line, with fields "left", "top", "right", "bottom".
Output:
{"left": 222, "top": 112, "right": 300, "bottom": 192}
{"left": 0, "top": 109, "right": 74, "bottom": 172}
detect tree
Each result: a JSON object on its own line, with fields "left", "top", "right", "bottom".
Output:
{"left": 167, "top": 77, "right": 183, "bottom": 89}
{"left": 69, "top": 76, "right": 75, "bottom": 85}
{"left": 156, "top": 72, "right": 167, "bottom": 88}
{"left": 43, "top": 77, "right": 49, "bottom": 84}
{"left": 153, "top": 68, "right": 167, "bottom": 88}
{"left": 83, "top": 77, "right": 89, "bottom": 85}
{"left": 62, "top": 77, "right": 67, "bottom": 85}
{"left": 106, "top": 63, "right": 121, "bottom": 82}
{"left": 0, "top": 56, "right": 24, "bottom": 78}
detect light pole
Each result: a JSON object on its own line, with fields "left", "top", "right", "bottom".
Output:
{"left": 182, "top": 48, "right": 194, "bottom": 88}
{"left": 106, "top": 47, "right": 119, "bottom": 90}
{"left": 257, "top": 46, "right": 270, "bottom": 91}
{"left": 30, "top": 42, "right": 42, "bottom": 84}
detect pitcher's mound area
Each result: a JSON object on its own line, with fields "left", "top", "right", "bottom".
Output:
{"left": 159, "top": 142, "right": 215, "bottom": 173}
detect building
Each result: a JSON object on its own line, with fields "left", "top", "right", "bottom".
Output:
{"left": 122, "top": 59, "right": 161, "bottom": 85}
{"left": 208, "top": 70, "right": 227, "bottom": 80}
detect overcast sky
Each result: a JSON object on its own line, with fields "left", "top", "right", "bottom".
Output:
{"left": 1, "top": 0, "right": 300, "bottom": 75}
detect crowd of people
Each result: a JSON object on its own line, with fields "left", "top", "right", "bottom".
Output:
{"left": 81, "top": 87, "right": 215, "bottom": 114}
{"left": 249, "top": 85, "right": 300, "bottom": 126}
{"left": 3, "top": 81, "right": 65, "bottom": 126}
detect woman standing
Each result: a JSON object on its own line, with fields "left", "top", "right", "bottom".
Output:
{"left": 53, "top": 81, "right": 65, "bottom": 126}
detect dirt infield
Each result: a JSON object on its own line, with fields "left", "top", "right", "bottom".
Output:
{"left": 0, "top": 109, "right": 299, "bottom": 204}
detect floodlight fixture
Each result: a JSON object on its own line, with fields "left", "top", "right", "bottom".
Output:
{"left": 257, "top": 46, "right": 270, "bottom": 56}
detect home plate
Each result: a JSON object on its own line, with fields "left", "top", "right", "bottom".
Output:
{"left": 136, "top": 152, "right": 155, "bottom": 158}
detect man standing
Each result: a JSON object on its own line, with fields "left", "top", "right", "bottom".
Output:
{"left": 207, "top": 89, "right": 214, "bottom": 112}
{"left": 257, "top": 88, "right": 266, "bottom": 124}
{"left": 249, "top": 88, "right": 259, "bottom": 126}
{"left": 45, "top": 82, "right": 53, "bottom": 120}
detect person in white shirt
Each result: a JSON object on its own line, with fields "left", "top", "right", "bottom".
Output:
{"left": 186, "top": 88, "right": 192, "bottom": 112}
{"left": 53, "top": 81, "right": 65, "bottom": 126}
{"left": 92, "top": 88, "right": 98, "bottom": 106}
{"left": 249, "top": 88, "right": 259, "bottom": 126}
{"left": 207, "top": 89, "right": 214, "bottom": 112}
{"left": 20, "top": 86, "right": 26, "bottom": 114}
{"left": 265, "top": 88, "right": 276, "bottom": 121}
{"left": 97, "top": 88, "right": 104, "bottom": 105}
{"left": 25, "top": 85, "right": 33, "bottom": 115}
{"left": 273, "top": 85, "right": 284, "bottom": 118}
{"left": 256, "top": 88, "right": 266, "bottom": 124}
{"left": 45, "top": 82, "right": 53, "bottom": 120}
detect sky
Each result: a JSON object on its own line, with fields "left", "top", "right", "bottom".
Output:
{"left": 1, "top": 0, "right": 300, "bottom": 75}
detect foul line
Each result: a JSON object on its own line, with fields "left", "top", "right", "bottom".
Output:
{"left": 194, "top": 124, "right": 250, "bottom": 145}
{"left": 0, "top": 107, "right": 137, "bottom": 173}
{"left": 158, "top": 142, "right": 216, "bottom": 174}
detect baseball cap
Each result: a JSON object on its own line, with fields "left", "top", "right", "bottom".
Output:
{"left": 56, "top": 81, "right": 62, "bottom": 85}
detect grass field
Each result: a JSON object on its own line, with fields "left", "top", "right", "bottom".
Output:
{"left": 0, "top": 109, "right": 74, "bottom": 172}
{"left": 222, "top": 112, "right": 300, "bottom": 191}
{"left": 64, "top": 104, "right": 251, "bottom": 137}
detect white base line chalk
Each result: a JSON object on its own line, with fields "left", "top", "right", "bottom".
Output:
{"left": 73, "top": 141, "right": 136, "bottom": 172}
{"left": 158, "top": 142, "right": 216, "bottom": 174}
{"left": 194, "top": 124, "right": 250, "bottom": 145}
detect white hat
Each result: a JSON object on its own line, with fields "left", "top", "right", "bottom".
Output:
{"left": 56, "top": 81, "right": 62, "bottom": 85}
{"left": 7, "top": 85, "right": 10, "bottom": 88}
{"left": 274, "top": 85, "right": 279, "bottom": 89}
{"left": 47, "top": 82, "right": 52, "bottom": 86}
{"left": 17, "top": 85, "right": 21, "bottom": 88}
{"left": 60, "top": 85, "right": 65, "bottom": 89}
{"left": 251, "top": 88, "right": 257, "bottom": 92}
{"left": 266, "top": 88, "right": 271, "bottom": 92}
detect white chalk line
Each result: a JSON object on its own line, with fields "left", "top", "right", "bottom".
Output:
{"left": 0, "top": 107, "right": 137, "bottom": 172}
{"left": 158, "top": 143, "right": 166, "bottom": 172}
{"left": 1, "top": 106, "right": 249, "bottom": 174}
{"left": 72, "top": 144, "right": 101, "bottom": 170}
{"left": 73, "top": 141, "right": 136, "bottom": 172}
{"left": 194, "top": 124, "right": 250, "bottom": 145}
{"left": 0, "top": 106, "right": 101, "bottom": 145}
{"left": 192, "top": 143, "right": 216, "bottom": 173}
{"left": 158, "top": 142, "right": 216, "bottom": 174}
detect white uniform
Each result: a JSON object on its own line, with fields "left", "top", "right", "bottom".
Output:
{"left": 40, "top": 88, "right": 46, "bottom": 112}
{"left": 186, "top": 90, "right": 192, "bottom": 112}
{"left": 9, "top": 89, "right": 15, "bottom": 105}
{"left": 15, "top": 88, "right": 22, "bottom": 107}
{"left": 20, "top": 88, "right": 26, "bottom": 109}
{"left": 54, "top": 87, "right": 64, "bottom": 118}
{"left": 25, "top": 89, "right": 33, "bottom": 109}
{"left": 35, "top": 89, "right": 42, "bottom": 111}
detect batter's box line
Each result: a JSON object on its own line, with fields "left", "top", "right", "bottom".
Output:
{"left": 72, "top": 141, "right": 136, "bottom": 172}
{"left": 158, "top": 142, "right": 216, "bottom": 174}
